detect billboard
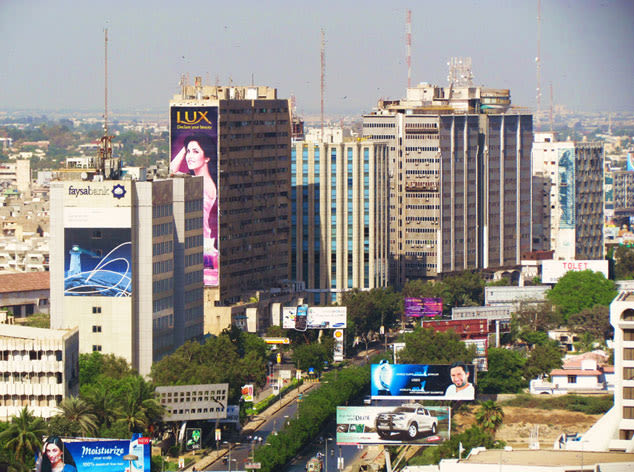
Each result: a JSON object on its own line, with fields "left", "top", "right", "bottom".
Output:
{"left": 371, "top": 361, "right": 476, "bottom": 400}
{"left": 558, "top": 148, "right": 575, "bottom": 229}
{"left": 282, "top": 306, "right": 347, "bottom": 329}
{"left": 170, "top": 105, "right": 219, "bottom": 286}
{"left": 37, "top": 436, "right": 150, "bottom": 472}
{"left": 64, "top": 228, "right": 132, "bottom": 297}
{"left": 336, "top": 405, "right": 451, "bottom": 445}
{"left": 333, "top": 329, "right": 344, "bottom": 362}
{"left": 541, "top": 259, "right": 609, "bottom": 284}
{"left": 405, "top": 297, "right": 442, "bottom": 317}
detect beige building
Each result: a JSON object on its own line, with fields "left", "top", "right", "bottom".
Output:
{"left": 0, "top": 159, "right": 31, "bottom": 194}
{"left": 532, "top": 132, "right": 604, "bottom": 259}
{"left": 290, "top": 138, "right": 389, "bottom": 304}
{"left": 363, "top": 83, "right": 533, "bottom": 286}
{"left": 50, "top": 177, "right": 204, "bottom": 376}
{"left": 170, "top": 82, "right": 293, "bottom": 334}
{"left": 0, "top": 323, "right": 79, "bottom": 421}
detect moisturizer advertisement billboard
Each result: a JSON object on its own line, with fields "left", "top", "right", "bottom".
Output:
{"left": 371, "top": 361, "right": 476, "bottom": 400}
{"left": 336, "top": 405, "right": 451, "bottom": 445}
{"left": 170, "top": 105, "right": 219, "bottom": 286}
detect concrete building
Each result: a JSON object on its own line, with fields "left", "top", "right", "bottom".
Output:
{"left": 613, "top": 169, "right": 634, "bottom": 221}
{"left": 0, "top": 272, "right": 49, "bottom": 316}
{"left": 0, "top": 160, "right": 31, "bottom": 194}
{"left": 49, "top": 176, "right": 204, "bottom": 376}
{"left": 170, "top": 81, "right": 293, "bottom": 333}
{"left": 532, "top": 132, "right": 604, "bottom": 259}
{"left": 363, "top": 82, "right": 533, "bottom": 286}
{"left": 290, "top": 138, "right": 389, "bottom": 304}
{"left": 0, "top": 324, "right": 79, "bottom": 421}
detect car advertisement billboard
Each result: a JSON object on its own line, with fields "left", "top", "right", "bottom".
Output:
{"left": 37, "top": 436, "right": 150, "bottom": 472}
{"left": 282, "top": 306, "right": 347, "bottom": 329}
{"left": 405, "top": 297, "right": 442, "bottom": 317}
{"left": 336, "top": 405, "right": 451, "bottom": 445}
{"left": 170, "top": 105, "right": 219, "bottom": 286}
{"left": 64, "top": 228, "right": 132, "bottom": 297}
{"left": 371, "top": 361, "right": 476, "bottom": 400}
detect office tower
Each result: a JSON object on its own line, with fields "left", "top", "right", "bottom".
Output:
{"left": 290, "top": 133, "right": 389, "bottom": 304}
{"left": 613, "top": 170, "right": 634, "bottom": 223}
{"left": 50, "top": 176, "right": 204, "bottom": 376}
{"left": 532, "top": 132, "right": 604, "bottom": 260}
{"left": 170, "top": 81, "right": 291, "bottom": 331}
{"left": 363, "top": 84, "right": 533, "bottom": 286}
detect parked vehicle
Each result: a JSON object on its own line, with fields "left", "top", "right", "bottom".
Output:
{"left": 375, "top": 403, "right": 438, "bottom": 440}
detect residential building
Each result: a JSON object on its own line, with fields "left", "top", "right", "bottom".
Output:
{"left": 0, "top": 160, "right": 31, "bottom": 193}
{"left": 169, "top": 81, "right": 293, "bottom": 333}
{"left": 532, "top": 132, "right": 604, "bottom": 259}
{"left": 290, "top": 138, "right": 389, "bottom": 304}
{"left": 0, "top": 271, "right": 49, "bottom": 316}
{"left": 49, "top": 175, "right": 204, "bottom": 376}
{"left": 0, "top": 324, "right": 79, "bottom": 421}
{"left": 363, "top": 82, "right": 533, "bottom": 286}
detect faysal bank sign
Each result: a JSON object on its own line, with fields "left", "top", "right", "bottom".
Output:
{"left": 541, "top": 259, "right": 609, "bottom": 284}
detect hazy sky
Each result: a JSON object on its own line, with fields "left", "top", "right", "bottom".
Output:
{"left": 0, "top": 0, "right": 632, "bottom": 117}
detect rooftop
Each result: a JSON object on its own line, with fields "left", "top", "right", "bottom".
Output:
{"left": 0, "top": 271, "right": 49, "bottom": 293}
{"left": 464, "top": 449, "right": 633, "bottom": 467}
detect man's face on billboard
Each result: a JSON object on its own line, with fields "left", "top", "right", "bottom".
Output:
{"left": 450, "top": 366, "right": 469, "bottom": 388}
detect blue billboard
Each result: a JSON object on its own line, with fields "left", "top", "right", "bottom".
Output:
{"left": 37, "top": 436, "right": 150, "bottom": 472}
{"left": 371, "top": 361, "right": 476, "bottom": 400}
{"left": 64, "top": 228, "right": 132, "bottom": 297}
{"left": 558, "top": 148, "right": 575, "bottom": 229}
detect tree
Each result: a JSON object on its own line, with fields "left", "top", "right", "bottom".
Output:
{"left": 79, "top": 351, "right": 135, "bottom": 389}
{"left": 614, "top": 245, "right": 634, "bottom": 279}
{"left": 83, "top": 382, "right": 122, "bottom": 431}
{"left": 53, "top": 397, "right": 98, "bottom": 437}
{"left": 475, "top": 401, "right": 505, "bottom": 435}
{"left": 567, "top": 306, "right": 613, "bottom": 341}
{"left": 115, "top": 376, "right": 164, "bottom": 434}
{"left": 0, "top": 407, "right": 47, "bottom": 468}
{"left": 478, "top": 348, "right": 527, "bottom": 393}
{"left": 525, "top": 344, "right": 563, "bottom": 381}
{"left": 291, "top": 342, "right": 331, "bottom": 374}
{"left": 547, "top": 270, "right": 617, "bottom": 320}
{"left": 518, "top": 330, "right": 551, "bottom": 348}
{"left": 397, "top": 327, "right": 474, "bottom": 365}
{"left": 513, "top": 300, "right": 560, "bottom": 332}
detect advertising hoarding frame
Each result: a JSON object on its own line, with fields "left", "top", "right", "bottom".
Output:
{"left": 282, "top": 306, "right": 347, "bottom": 329}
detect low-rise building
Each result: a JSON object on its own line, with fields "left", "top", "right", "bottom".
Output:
{"left": 0, "top": 271, "right": 50, "bottom": 316}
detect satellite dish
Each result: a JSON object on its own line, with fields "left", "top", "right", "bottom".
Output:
{"left": 81, "top": 172, "right": 88, "bottom": 180}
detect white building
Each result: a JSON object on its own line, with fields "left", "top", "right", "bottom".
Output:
{"left": 0, "top": 323, "right": 79, "bottom": 421}
{"left": 50, "top": 177, "right": 204, "bottom": 376}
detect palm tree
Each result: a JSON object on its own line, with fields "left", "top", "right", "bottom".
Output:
{"left": 83, "top": 382, "right": 122, "bottom": 430}
{"left": 475, "top": 400, "right": 505, "bottom": 435}
{"left": 54, "top": 397, "right": 98, "bottom": 437}
{"left": 0, "top": 407, "right": 47, "bottom": 468}
{"left": 115, "top": 376, "right": 165, "bottom": 434}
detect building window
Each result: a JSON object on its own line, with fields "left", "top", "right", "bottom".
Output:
{"left": 624, "top": 367, "right": 634, "bottom": 381}
{"left": 625, "top": 348, "right": 634, "bottom": 361}
{"left": 92, "top": 345, "right": 102, "bottom": 352}
{"left": 92, "top": 306, "right": 101, "bottom": 314}
{"left": 567, "top": 375, "right": 577, "bottom": 384}
{"left": 624, "top": 407, "right": 634, "bottom": 420}
{"left": 92, "top": 325, "right": 102, "bottom": 333}
{"left": 625, "top": 387, "right": 634, "bottom": 400}
{"left": 92, "top": 230, "right": 102, "bottom": 239}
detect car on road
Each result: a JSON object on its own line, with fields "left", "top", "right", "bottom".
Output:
{"left": 375, "top": 403, "right": 438, "bottom": 440}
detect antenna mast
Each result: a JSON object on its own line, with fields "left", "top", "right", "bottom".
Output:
{"left": 549, "top": 82, "right": 554, "bottom": 132}
{"left": 406, "top": 9, "right": 412, "bottom": 89}
{"left": 320, "top": 28, "right": 325, "bottom": 139}
{"left": 97, "top": 27, "right": 114, "bottom": 177}
{"left": 536, "top": 0, "right": 542, "bottom": 131}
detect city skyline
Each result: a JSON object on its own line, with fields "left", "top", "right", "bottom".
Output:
{"left": 0, "top": 0, "right": 633, "bottom": 116}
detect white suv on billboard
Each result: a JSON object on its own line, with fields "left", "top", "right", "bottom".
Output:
{"left": 375, "top": 403, "right": 438, "bottom": 440}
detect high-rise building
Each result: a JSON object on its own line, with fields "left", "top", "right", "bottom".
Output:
{"left": 290, "top": 134, "right": 389, "bottom": 304}
{"left": 169, "top": 81, "right": 292, "bottom": 332}
{"left": 532, "top": 132, "right": 604, "bottom": 260}
{"left": 50, "top": 176, "right": 205, "bottom": 376}
{"left": 363, "top": 83, "right": 533, "bottom": 286}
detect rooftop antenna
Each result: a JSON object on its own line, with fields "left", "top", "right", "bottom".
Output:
{"left": 320, "top": 28, "right": 326, "bottom": 138}
{"left": 536, "top": 0, "right": 542, "bottom": 131}
{"left": 549, "top": 81, "right": 554, "bottom": 132}
{"left": 406, "top": 9, "right": 412, "bottom": 89}
{"left": 97, "top": 27, "right": 114, "bottom": 176}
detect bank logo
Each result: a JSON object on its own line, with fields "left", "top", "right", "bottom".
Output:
{"left": 112, "top": 184, "right": 126, "bottom": 199}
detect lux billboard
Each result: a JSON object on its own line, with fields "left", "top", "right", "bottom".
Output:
{"left": 336, "top": 405, "right": 451, "bottom": 445}
{"left": 170, "top": 106, "right": 219, "bottom": 286}
{"left": 371, "top": 361, "right": 476, "bottom": 400}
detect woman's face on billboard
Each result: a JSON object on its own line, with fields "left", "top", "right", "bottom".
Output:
{"left": 186, "top": 140, "right": 209, "bottom": 172}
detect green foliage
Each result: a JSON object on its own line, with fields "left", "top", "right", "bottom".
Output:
{"left": 567, "top": 306, "right": 613, "bottom": 341}
{"left": 513, "top": 301, "right": 561, "bottom": 332}
{"left": 0, "top": 407, "right": 47, "bottom": 468}
{"left": 475, "top": 401, "right": 505, "bottom": 435}
{"left": 614, "top": 245, "right": 634, "bottom": 279}
{"left": 254, "top": 365, "right": 370, "bottom": 472}
{"left": 17, "top": 313, "right": 49, "bottom": 328}
{"left": 79, "top": 351, "right": 135, "bottom": 388}
{"left": 518, "top": 330, "right": 552, "bottom": 348}
{"left": 52, "top": 397, "right": 98, "bottom": 437}
{"left": 397, "top": 327, "right": 475, "bottom": 365}
{"left": 546, "top": 270, "right": 617, "bottom": 320}
{"left": 403, "top": 272, "right": 485, "bottom": 317}
{"left": 502, "top": 393, "right": 613, "bottom": 414}
{"left": 525, "top": 343, "right": 563, "bottom": 380}
{"left": 478, "top": 348, "right": 527, "bottom": 393}
{"left": 292, "top": 342, "right": 332, "bottom": 373}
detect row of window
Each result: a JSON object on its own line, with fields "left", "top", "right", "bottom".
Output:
{"left": 185, "top": 199, "right": 203, "bottom": 213}
{"left": 153, "top": 204, "right": 173, "bottom": 218}
{"left": 185, "top": 253, "right": 203, "bottom": 267}
{"left": 406, "top": 169, "right": 439, "bottom": 175}
{"left": 153, "top": 277, "right": 173, "bottom": 293}
{"left": 153, "top": 240, "right": 174, "bottom": 256}
{"left": 185, "top": 234, "right": 203, "bottom": 249}
{"left": 185, "top": 217, "right": 202, "bottom": 231}
{"left": 0, "top": 350, "right": 63, "bottom": 361}
{"left": 153, "top": 296, "right": 173, "bottom": 313}
{"left": 153, "top": 259, "right": 173, "bottom": 274}
{"left": 153, "top": 222, "right": 173, "bottom": 237}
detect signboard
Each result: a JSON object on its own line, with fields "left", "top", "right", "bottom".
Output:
{"left": 333, "top": 329, "right": 344, "bottom": 362}
{"left": 452, "top": 305, "right": 512, "bottom": 321}
{"left": 336, "top": 405, "right": 451, "bottom": 445}
{"left": 241, "top": 384, "right": 254, "bottom": 402}
{"left": 405, "top": 297, "right": 442, "bottom": 317}
{"left": 262, "top": 337, "right": 290, "bottom": 345}
{"left": 282, "top": 306, "right": 347, "bottom": 329}
{"left": 38, "top": 436, "right": 150, "bottom": 472}
{"left": 64, "top": 228, "right": 132, "bottom": 297}
{"left": 422, "top": 319, "right": 488, "bottom": 337}
{"left": 541, "top": 259, "right": 610, "bottom": 284}
{"left": 170, "top": 105, "right": 219, "bottom": 287}
{"left": 185, "top": 428, "right": 202, "bottom": 450}
{"left": 371, "top": 361, "right": 476, "bottom": 400}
